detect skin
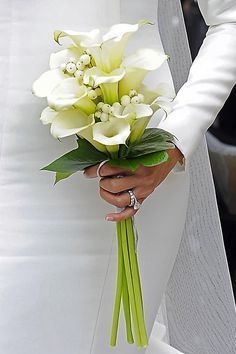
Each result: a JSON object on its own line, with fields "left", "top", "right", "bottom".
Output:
{"left": 84, "top": 147, "right": 184, "bottom": 222}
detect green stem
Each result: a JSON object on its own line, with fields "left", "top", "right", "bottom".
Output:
{"left": 110, "top": 222, "right": 123, "bottom": 346}
{"left": 126, "top": 217, "right": 148, "bottom": 347}
{"left": 106, "top": 145, "right": 119, "bottom": 159}
{"left": 121, "top": 220, "right": 142, "bottom": 346}
{"left": 122, "top": 269, "right": 134, "bottom": 344}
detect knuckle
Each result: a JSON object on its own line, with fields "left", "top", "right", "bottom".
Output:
{"left": 116, "top": 195, "right": 126, "bottom": 208}
{"left": 110, "top": 179, "right": 119, "bottom": 192}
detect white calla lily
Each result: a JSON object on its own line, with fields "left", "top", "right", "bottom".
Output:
{"left": 50, "top": 109, "right": 95, "bottom": 138}
{"left": 123, "top": 103, "right": 153, "bottom": 118}
{"left": 32, "top": 69, "right": 68, "bottom": 98}
{"left": 93, "top": 117, "right": 130, "bottom": 146}
{"left": 111, "top": 104, "right": 131, "bottom": 119}
{"left": 122, "top": 48, "right": 168, "bottom": 71}
{"left": 120, "top": 104, "right": 153, "bottom": 143}
{"left": 54, "top": 29, "right": 100, "bottom": 48}
{"left": 78, "top": 126, "right": 107, "bottom": 153}
{"left": 48, "top": 78, "right": 96, "bottom": 113}
{"left": 139, "top": 82, "right": 175, "bottom": 103}
{"left": 83, "top": 20, "right": 151, "bottom": 72}
{"left": 83, "top": 67, "right": 125, "bottom": 104}
{"left": 49, "top": 46, "right": 83, "bottom": 69}
{"left": 119, "top": 50, "right": 168, "bottom": 97}
{"left": 40, "top": 107, "right": 58, "bottom": 125}
{"left": 138, "top": 83, "right": 175, "bottom": 113}
{"left": 83, "top": 67, "right": 125, "bottom": 86}
{"left": 151, "top": 96, "right": 174, "bottom": 115}
{"left": 118, "top": 67, "right": 147, "bottom": 98}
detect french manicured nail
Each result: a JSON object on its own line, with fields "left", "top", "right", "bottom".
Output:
{"left": 106, "top": 216, "right": 114, "bottom": 221}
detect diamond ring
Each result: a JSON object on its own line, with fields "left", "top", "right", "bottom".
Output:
{"left": 127, "top": 190, "right": 141, "bottom": 210}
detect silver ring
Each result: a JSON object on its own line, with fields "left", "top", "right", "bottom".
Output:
{"left": 127, "top": 190, "right": 141, "bottom": 210}
{"left": 96, "top": 160, "right": 108, "bottom": 178}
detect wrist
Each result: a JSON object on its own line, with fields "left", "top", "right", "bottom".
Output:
{"left": 167, "top": 147, "right": 184, "bottom": 165}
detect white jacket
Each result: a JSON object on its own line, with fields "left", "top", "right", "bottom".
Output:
{"left": 158, "top": 0, "right": 236, "bottom": 169}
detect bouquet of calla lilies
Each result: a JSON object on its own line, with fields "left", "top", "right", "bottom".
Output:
{"left": 33, "top": 20, "right": 176, "bottom": 348}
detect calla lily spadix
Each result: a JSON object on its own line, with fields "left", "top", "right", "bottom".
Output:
{"left": 48, "top": 78, "right": 96, "bottom": 113}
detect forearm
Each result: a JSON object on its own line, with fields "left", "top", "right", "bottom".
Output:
{"left": 158, "top": 0, "right": 236, "bottom": 166}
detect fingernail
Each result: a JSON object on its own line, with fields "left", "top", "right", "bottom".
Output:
{"left": 105, "top": 216, "right": 114, "bottom": 221}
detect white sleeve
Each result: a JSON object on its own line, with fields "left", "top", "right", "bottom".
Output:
{"left": 158, "top": 0, "right": 236, "bottom": 170}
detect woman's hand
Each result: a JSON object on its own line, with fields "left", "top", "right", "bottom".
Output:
{"left": 84, "top": 147, "right": 184, "bottom": 221}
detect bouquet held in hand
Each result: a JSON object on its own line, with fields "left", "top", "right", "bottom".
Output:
{"left": 32, "top": 19, "right": 176, "bottom": 348}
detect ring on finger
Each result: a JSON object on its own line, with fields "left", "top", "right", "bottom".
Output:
{"left": 96, "top": 160, "right": 108, "bottom": 178}
{"left": 127, "top": 189, "right": 141, "bottom": 210}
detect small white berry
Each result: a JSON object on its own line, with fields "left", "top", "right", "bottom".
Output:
{"left": 86, "top": 49, "right": 91, "bottom": 55}
{"left": 76, "top": 61, "right": 85, "bottom": 70}
{"left": 66, "top": 62, "right": 77, "bottom": 74}
{"left": 69, "top": 57, "right": 76, "bottom": 63}
{"left": 74, "top": 70, "right": 84, "bottom": 79}
{"left": 100, "top": 112, "right": 109, "bottom": 122}
{"left": 88, "top": 89, "right": 98, "bottom": 100}
{"left": 129, "top": 89, "right": 137, "bottom": 97}
{"left": 130, "top": 96, "right": 140, "bottom": 104}
{"left": 137, "top": 93, "right": 144, "bottom": 103}
{"left": 97, "top": 102, "right": 104, "bottom": 110}
{"left": 109, "top": 107, "right": 115, "bottom": 114}
{"left": 95, "top": 111, "right": 102, "bottom": 118}
{"left": 112, "top": 102, "right": 121, "bottom": 109}
{"left": 102, "top": 104, "right": 111, "bottom": 114}
{"left": 95, "top": 87, "right": 102, "bottom": 96}
{"left": 121, "top": 95, "right": 131, "bottom": 106}
{"left": 80, "top": 54, "right": 91, "bottom": 66}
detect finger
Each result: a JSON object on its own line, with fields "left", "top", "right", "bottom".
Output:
{"left": 99, "top": 163, "right": 133, "bottom": 178}
{"left": 100, "top": 175, "right": 139, "bottom": 193}
{"left": 84, "top": 162, "right": 132, "bottom": 179}
{"left": 100, "top": 187, "right": 144, "bottom": 208}
{"left": 83, "top": 164, "right": 100, "bottom": 178}
{"left": 105, "top": 206, "right": 139, "bottom": 222}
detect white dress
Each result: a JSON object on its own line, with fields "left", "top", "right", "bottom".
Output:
{"left": 0, "top": 1, "right": 235, "bottom": 354}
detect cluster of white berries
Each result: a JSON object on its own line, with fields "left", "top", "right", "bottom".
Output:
{"left": 60, "top": 51, "right": 91, "bottom": 81}
{"left": 87, "top": 86, "right": 102, "bottom": 100}
{"left": 121, "top": 89, "right": 145, "bottom": 105}
{"left": 94, "top": 89, "right": 145, "bottom": 122}
{"left": 94, "top": 102, "right": 114, "bottom": 122}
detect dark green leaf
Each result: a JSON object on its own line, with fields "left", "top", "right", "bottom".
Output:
{"left": 41, "top": 138, "right": 108, "bottom": 173}
{"left": 126, "top": 128, "right": 176, "bottom": 158}
{"left": 108, "top": 150, "right": 170, "bottom": 171}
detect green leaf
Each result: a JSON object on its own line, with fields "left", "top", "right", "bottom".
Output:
{"left": 108, "top": 150, "right": 170, "bottom": 171}
{"left": 127, "top": 128, "right": 176, "bottom": 158}
{"left": 54, "top": 172, "right": 73, "bottom": 185}
{"left": 41, "top": 138, "right": 108, "bottom": 173}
